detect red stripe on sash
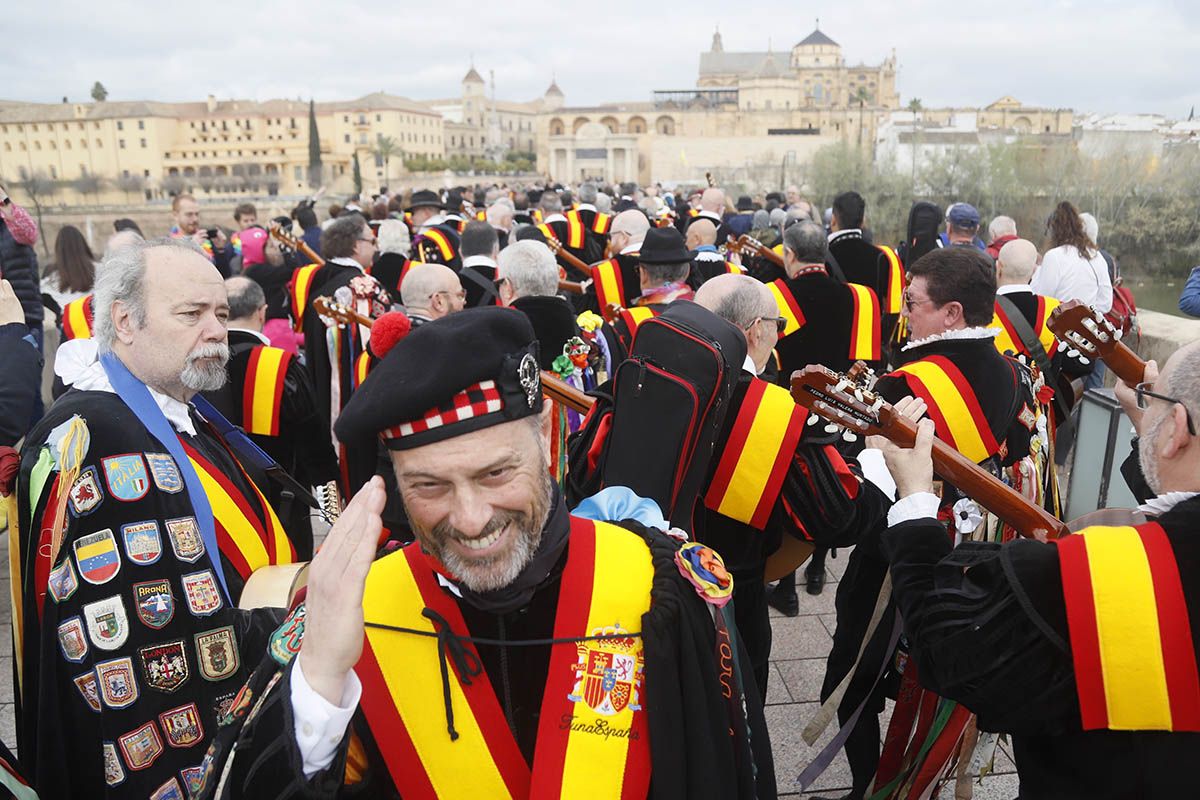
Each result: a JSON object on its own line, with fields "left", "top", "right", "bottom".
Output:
{"left": 356, "top": 642, "right": 440, "bottom": 800}
{"left": 1140, "top": 524, "right": 1200, "bottom": 728}
{"left": 995, "top": 303, "right": 1025, "bottom": 355}
{"left": 404, "top": 547, "right": 532, "bottom": 797}
{"left": 1057, "top": 534, "right": 1109, "bottom": 729}
{"left": 705, "top": 389, "right": 758, "bottom": 509}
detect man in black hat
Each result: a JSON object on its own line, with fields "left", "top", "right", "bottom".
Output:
{"left": 405, "top": 189, "right": 446, "bottom": 234}
{"left": 598, "top": 226, "right": 695, "bottom": 373}
{"left": 198, "top": 307, "right": 777, "bottom": 799}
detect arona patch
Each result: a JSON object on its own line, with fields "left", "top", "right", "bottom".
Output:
{"left": 73, "top": 528, "right": 121, "bottom": 585}
{"left": 166, "top": 516, "right": 205, "bottom": 563}
{"left": 73, "top": 670, "right": 101, "bottom": 712}
{"left": 138, "top": 640, "right": 190, "bottom": 693}
{"left": 48, "top": 558, "right": 79, "bottom": 602}
{"left": 121, "top": 520, "right": 163, "bottom": 565}
{"left": 195, "top": 626, "right": 239, "bottom": 682}
{"left": 181, "top": 570, "right": 223, "bottom": 616}
{"left": 133, "top": 579, "right": 175, "bottom": 629}
{"left": 159, "top": 702, "right": 204, "bottom": 748}
{"left": 117, "top": 721, "right": 163, "bottom": 771}
{"left": 57, "top": 616, "right": 89, "bottom": 662}
{"left": 83, "top": 595, "right": 129, "bottom": 650}
{"left": 145, "top": 452, "right": 183, "bottom": 494}
{"left": 95, "top": 656, "right": 139, "bottom": 708}
{"left": 68, "top": 466, "right": 103, "bottom": 516}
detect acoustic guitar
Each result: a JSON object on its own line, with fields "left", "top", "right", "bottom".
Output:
{"left": 1047, "top": 300, "right": 1147, "bottom": 385}
{"left": 734, "top": 234, "right": 785, "bottom": 269}
{"left": 269, "top": 222, "right": 324, "bottom": 267}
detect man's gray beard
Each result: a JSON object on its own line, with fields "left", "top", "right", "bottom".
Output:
{"left": 418, "top": 471, "right": 553, "bottom": 593}
{"left": 1138, "top": 414, "right": 1166, "bottom": 496}
{"left": 180, "top": 342, "right": 230, "bottom": 392}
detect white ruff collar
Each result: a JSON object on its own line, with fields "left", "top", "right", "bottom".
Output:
{"left": 1138, "top": 491, "right": 1199, "bottom": 516}
{"left": 902, "top": 326, "right": 999, "bottom": 352}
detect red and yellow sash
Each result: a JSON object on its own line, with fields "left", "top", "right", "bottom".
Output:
{"left": 619, "top": 307, "right": 658, "bottom": 336}
{"left": 846, "top": 283, "right": 882, "bottom": 361}
{"left": 891, "top": 355, "right": 1000, "bottom": 463}
{"left": 356, "top": 518, "right": 653, "bottom": 799}
{"left": 551, "top": 216, "right": 587, "bottom": 250}
{"left": 352, "top": 350, "right": 372, "bottom": 389}
{"left": 591, "top": 212, "right": 612, "bottom": 235}
{"left": 61, "top": 294, "right": 94, "bottom": 340}
{"left": 721, "top": 261, "right": 745, "bottom": 275}
{"left": 877, "top": 245, "right": 904, "bottom": 314}
{"left": 704, "top": 380, "right": 807, "bottom": 530}
{"left": 424, "top": 228, "right": 455, "bottom": 262}
{"left": 242, "top": 346, "right": 291, "bottom": 436}
{"left": 289, "top": 264, "right": 322, "bottom": 332}
{"left": 592, "top": 259, "right": 628, "bottom": 310}
{"left": 1058, "top": 522, "right": 1200, "bottom": 731}
{"left": 181, "top": 441, "right": 294, "bottom": 581}
{"left": 532, "top": 209, "right": 544, "bottom": 223}
{"left": 767, "top": 280, "right": 805, "bottom": 337}
{"left": 989, "top": 295, "right": 1060, "bottom": 359}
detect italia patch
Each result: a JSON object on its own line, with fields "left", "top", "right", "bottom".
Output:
{"left": 166, "top": 516, "right": 205, "bottom": 563}
{"left": 103, "top": 741, "right": 126, "bottom": 787}
{"left": 182, "top": 570, "right": 223, "bottom": 616}
{"left": 139, "top": 640, "right": 190, "bottom": 693}
{"left": 134, "top": 579, "right": 175, "bottom": 629}
{"left": 181, "top": 765, "right": 205, "bottom": 797}
{"left": 269, "top": 604, "right": 305, "bottom": 665}
{"left": 150, "top": 777, "right": 185, "bottom": 800}
{"left": 159, "top": 702, "right": 204, "bottom": 748}
{"left": 83, "top": 595, "right": 129, "bottom": 650}
{"left": 118, "top": 721, "right": 163, "bottom": 771}
{"left": 121, "top": 520, "right": 163, "bottom": 565}
{"left": 96, "top": 656, "right": 139, "bottom": 708}
{"left": 68, "top": 466, "right": 103, "bottom": 516}
{"left": 145, "top": 452, "right": 183, "bottom": 494}
{"left": 73, "top": 528, "right": 121, "bottom": 585}
{"left": 195, "top": 626, "right": 239, "bottom": 681}
{"left": 102, "top": 453, "right": 150, "bottom": 502}
{"left": 73, "top": 670, "right": 101, "bottom": 712}
{"left": 48, "top": 558, "right": 79, "bottom": 602}
{"left": 58, "top": 616, "right": 89, "bottom": 662}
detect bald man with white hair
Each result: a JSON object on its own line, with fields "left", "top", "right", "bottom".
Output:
{"left": 400, "top": 263, "right": 465, "bottom": 327}
{"left": 696, "top": 187, "right": 725, "bottom": 226}
{"left": 989, "top": 238, "right": 1091, "bottom": 398}
{"left": 692, "top": 272, "right": 889, "bottom": 696}
{"left": 687, "top": 218, "right": 744, "bottom": 287}
{"left": 587, "top": 209, "right": 652, "bottom": 311}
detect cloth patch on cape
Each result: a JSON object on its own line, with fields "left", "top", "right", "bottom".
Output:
{"left": 48, "top": 558, "right": 79, "bottom": 602}
{"left": 150, "top": 777, "right": 185, "bottom": 800}
{"left": 269, "top": 604, "right": 305, "bottom": 665}
{"left": 58, "top": 616, "right": 89, "bottom": 662}
{"left": 122, "top": 520, "right": 163, "bottom": 565}
{"left": 159, "top": 702, "right": 204, "bottom": 748}
{"left": 102, "top": 454, "right": 150, "bottom": 502}
{"left": 195, "top": 626, "right": 239, "bottom": 681}
{"left": 674, "top": 541, "right": 734, "bottom": 607}
{"left": 68, "top": 466, "right": 103, "bottom": 516}
{"left": 74, "top": 528, "right": 121, "bottom": 585}
{"left": 83, "top": 594, "right": 129, "bottom": 650}
{"left": 139, "top": 640, "right": 190, "bottom": 692}
{"left": 134, "top": 579, "right": 175, "bottom": 629}
{"left": 145, "top": 452, "right": 183, "bottom": 494}
{"left": 73, "top": 669, "right": 101, "bottom": 712}
{"left": 181, "top": 765, "right": 205, "bottom": 796}
{"left": 96, "top": 656, "right": 139, "bottom": 708}
{"left": 166, "top": 516, "right": 205, "bottom": 563}
{"left": 568, "top": 622, "right": 645, "bottom": 716}
{"left": 103, "top": 741, "right": 126, "bottom": 786}
{"left": 181, "top": 570, "right": 223, "bottom": 616}
{"left": 118, "top": 721, "right": 164, "bottom": 771}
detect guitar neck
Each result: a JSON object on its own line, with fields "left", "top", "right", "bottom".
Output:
{"left": 540, "top": 372, "right": 594, "bottom": 414}
{"left": 553, "top": 246, "right": 590, "bottom": 274}
{"left": 887, "top": 418, "right": 1067, "bottom": 541}
{"left": 296, "top": 240, "right": 324, "bottom": 267}
{"left": 558, "top": 279, "right": 587, "bottom": 296}
{"left": 1100, "top": 340, "right": 1146, "bottom": 385}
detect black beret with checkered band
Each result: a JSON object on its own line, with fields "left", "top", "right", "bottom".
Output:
{"left": 334, "top": 306, "right": 543, "bottom": 450}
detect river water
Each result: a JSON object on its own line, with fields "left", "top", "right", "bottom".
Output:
{"left": 1121, "top": 273, "right": 1194, "bottom": 319}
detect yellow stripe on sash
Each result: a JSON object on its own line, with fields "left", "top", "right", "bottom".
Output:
{"left": 626, "top": 307, "right": 656, "bottom": 327}
{"left": 188, "top": 457, "right": 271, "bottom": 572}
{"left": 594, "top": 261, "right": 622, "bottom": 308}
{"left": 248, "top": 347, "right": 287, "bottom": 435}
{"left": 847, "top": 283, "right": 878, "bottom": 360}
{"left": 894, "top": 361, "right": 990, "bottom": 463}
{"left": 362, "top": 555, "right": 513, "bottom": 797}
{"left": 1086, "top": 526, "right": 1174, "bottom": 729}
{"left": 559, "top": 523, "right": 654, "bottom": 797}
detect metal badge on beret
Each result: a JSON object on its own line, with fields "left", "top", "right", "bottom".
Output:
{"left": 518, "top": 351, "right": 540, "bottom": 409}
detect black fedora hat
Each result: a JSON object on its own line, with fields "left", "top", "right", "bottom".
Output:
{"left": 637, "top": 226, "right": 692, "bottom": 264}
{"left": 406, "top": 189, "right": 445, "bottom": 212}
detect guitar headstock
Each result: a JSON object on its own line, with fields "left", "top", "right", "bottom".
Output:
{"left": 789, "top": 363, "right": 890, "bottom": 440}
{"left": 1047, "top": 300, "right": 1119, "bottom": 359}
{"left": 311, "top": 296, "right": 357, "bottom": 327}
{"left": 545, "top": 236, "right": 563, "bottom": 254}
{"left": 269, "top": 222, "right": 301, "bottom": 252}
{"left": 735, "top": 234, "right": 766, "bottom": 256}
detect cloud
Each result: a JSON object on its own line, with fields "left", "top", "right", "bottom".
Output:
{"left": 3, "top": 0, "right": 1197, "bottom": 117}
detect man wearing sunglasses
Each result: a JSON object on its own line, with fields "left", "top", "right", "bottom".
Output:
{"left": 693, "top": 274, "right": 889, "bottom": 699}
{"left": 873, "top": 342, "right": 1200, "bottom": 798}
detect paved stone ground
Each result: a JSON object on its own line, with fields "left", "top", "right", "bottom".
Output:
{"left": 0, "top": 524, "right": 1018, "bottom": 798}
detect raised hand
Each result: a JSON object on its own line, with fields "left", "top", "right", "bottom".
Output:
{"left": 298, "top": 475, "right": 387, "bottom": 704}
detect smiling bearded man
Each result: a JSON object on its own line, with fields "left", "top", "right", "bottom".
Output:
{"left": 194, "top": 306, "right": 779, "bottom": 799}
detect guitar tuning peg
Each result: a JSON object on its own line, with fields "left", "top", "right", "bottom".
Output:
{"left": 1057, "top": 341, "right": 1069, "bottom": 352}
{"left": 823, "top": 423, "right": 840, "bottom": 434}
{"left": 842, "top": 430, "right": 858, "bottom": 443}
{"left": 1114, "top": 328, "right": 1123, "bottom": 340}
{"left": 853, "top": 388, "right": 865, "bottom": 402}
{"left": 1068, "top": 348, "right": 1080, "bottom": 358}
{"left": 1079, "top": 356, "right": 1091, "bottom": 365}
{"left": 806, "top": 414, "right": 820, "bottom": 426}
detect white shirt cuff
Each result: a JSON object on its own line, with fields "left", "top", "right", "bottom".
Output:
{"left": 291, "top": 657, "right": 362, "bottom": 779}
{"left": 887, "top": 491, "right": 941, "bottom": 528}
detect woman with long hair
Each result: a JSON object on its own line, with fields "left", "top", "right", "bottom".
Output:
{"left": 1029, "top": 200, "right": 1112, "bottom": 312}
{"left": 40, "top": 225, "right": 97, "bottom": 310}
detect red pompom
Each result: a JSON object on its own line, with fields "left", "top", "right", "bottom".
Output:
{"left": 369, "top": 312, "right": 412, "bottom": 359}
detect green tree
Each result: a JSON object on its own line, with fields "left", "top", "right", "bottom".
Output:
{"left": 352, "top": 152, "right": 362, "bottom": 195}
{"left": 906, "top": 98, "right": 923, "bottom": 190}
{"left": 307, "top": 99, "right": 323, "bottom": 188}
{"left": 372, "top": 135, "right": 398, "bottom": 185}
{"left": 91, "top": 81, "right": 108, "bottom": 102}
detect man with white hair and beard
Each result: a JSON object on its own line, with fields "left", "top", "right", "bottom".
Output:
{"left": 14, "top": 237, "right": 298, "bottom": 797}
{"left": 871, "top": 342, "right": 1200, "bottom": 799}
{"left": 197, "top": 307, "right": 778, "bottom": 798}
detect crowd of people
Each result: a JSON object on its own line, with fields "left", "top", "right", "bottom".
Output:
{"left": 0, "top": 172, "right": 1195, "bottom": 800}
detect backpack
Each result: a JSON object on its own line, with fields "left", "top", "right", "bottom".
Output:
{"left": 899, "top": 200, "right": 944, "bottom": 267}
{"left": 1099, "top": 250, "right": 1139, "bottom": 338}
{"left": 566, "top": 301, "right": 747, "bottom": 531}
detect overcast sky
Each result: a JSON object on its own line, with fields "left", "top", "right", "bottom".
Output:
{"left": 5, "top": 0, "right": 1198, "bottom": 118}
